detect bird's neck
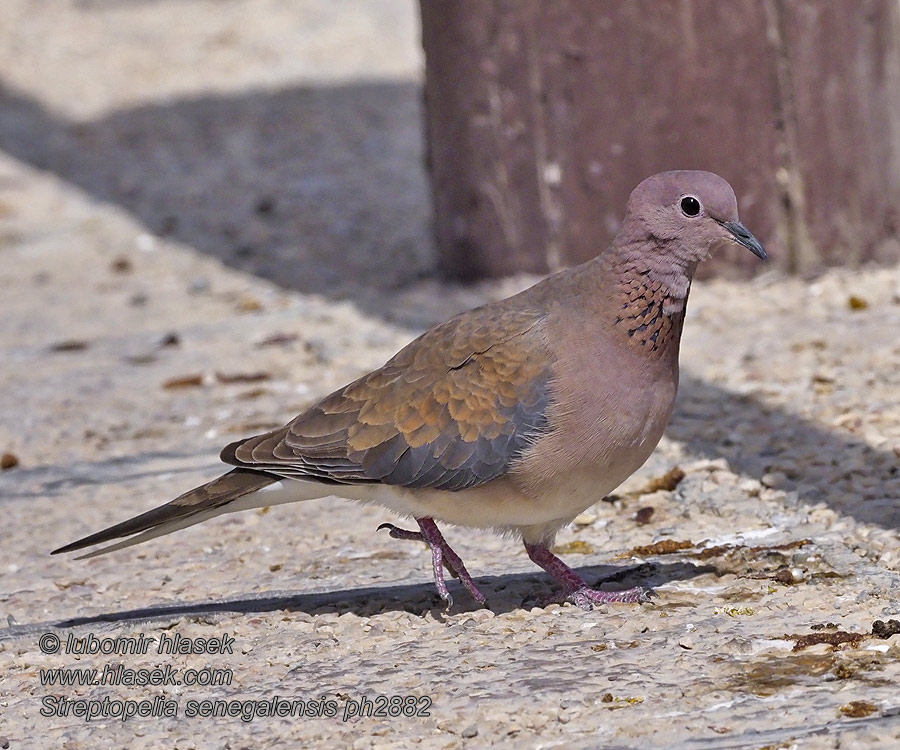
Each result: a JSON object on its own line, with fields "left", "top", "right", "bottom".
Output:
{"left": 597, "top": 243, "right": 693, "bottom": 357}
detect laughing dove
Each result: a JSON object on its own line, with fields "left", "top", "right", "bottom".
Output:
{"left": 54, "top": 170, "right": 766, "bottom": 609}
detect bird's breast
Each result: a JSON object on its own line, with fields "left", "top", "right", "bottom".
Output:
{"left": 512, "top": 335, "right": 678, "bottom": 508}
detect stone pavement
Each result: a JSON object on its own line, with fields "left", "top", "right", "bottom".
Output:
{"left": 1, "top": 2, "right": 900, "bottom": 748}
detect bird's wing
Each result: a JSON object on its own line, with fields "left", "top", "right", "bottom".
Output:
{"left": 221, "top": 307, "right": 552, "bottom": 491}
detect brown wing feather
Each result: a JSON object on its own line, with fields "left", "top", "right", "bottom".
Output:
{"left": 221, "top": 307, "right": 552, "bottom": 490}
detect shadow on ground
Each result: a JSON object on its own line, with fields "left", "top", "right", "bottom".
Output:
{"left": 674, "top": 373, "right": 900, "bottom": 530}
{"left": 0, "top": 81, "right": 434, "bottom": 320}
{"left": 0, "top": 560, "right": 712, "bottom": 637}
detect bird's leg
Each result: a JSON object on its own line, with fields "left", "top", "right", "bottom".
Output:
{"left": 415, "top": 519, "right": 487, "bottom": 606}
{"left": 377, "top": 518, "right": 487, "bottom": 607}
{"left": 424, "top": 525, "right": 454, "bottom": 609}
{"left": 524, "top": 543, "right": 653, "bottom": 610}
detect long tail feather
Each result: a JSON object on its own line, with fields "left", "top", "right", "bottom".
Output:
{"left": 51, "top": 468, "right": 277, "bottom": 557}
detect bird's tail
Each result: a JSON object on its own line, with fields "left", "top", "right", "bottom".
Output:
{"left": 51, "top": 468, "right": 311, "bottom": 559}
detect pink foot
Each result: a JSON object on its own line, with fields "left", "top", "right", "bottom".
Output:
{"left": 378, "top": 518, "right": 487, "bottom": 608}
{"left": 524, "top": 542, "right": 654, "bottom": 610}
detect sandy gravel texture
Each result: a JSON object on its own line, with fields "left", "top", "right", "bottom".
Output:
{"left": 2, "top": 2, "right": 900, "bottom": 749}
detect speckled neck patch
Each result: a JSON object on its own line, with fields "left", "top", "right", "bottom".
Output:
{"left": 613, "top": 268, "right": 688, "bottom": 353}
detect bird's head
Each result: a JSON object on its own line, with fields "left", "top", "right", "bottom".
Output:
{"left": 619, "top": 170, "right": 767, "bottom": 270}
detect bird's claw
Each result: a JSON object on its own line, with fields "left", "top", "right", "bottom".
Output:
{"left": 567, "top": 585, "right": 656, "bottom": 610}
{"left": 530, "top": 585, "right": 655, "bottom": 610}
{"left": 376, "top": 523, "right": 423, "bottom": 542}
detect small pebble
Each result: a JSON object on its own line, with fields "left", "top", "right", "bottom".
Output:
{"left": 237, "top": 295, "right": 264, "bottom": 312}
{"left": 256, "top": 196, "right": 276, "bottom": 215}
{"left": 189, "top": 278, "right": 211, "bottom": 294}
{"left": 839, "top": 700, "right": 877, "bottom": 718}
{"left": 135, "top": 233, "right": 157, "bottom": 252}
{"left": 0, "top": 453, "right": 18, "bottom": 470}
{"left": 773, "top": 567, "right": 806, "bottom": 584}
{"left": 49, "top": 339, "right": 88, "bottom": 352}
{"left": 109, "top": 256, "right": 132, "bottom": 273}
{"left": 872, "top": 619, "right": 900, "bottom": 638}
{"left": 762, "top": 471, "right": 789, "bottom": 488}
{"left": 163, "top": 374, "right": 204, "bottom": 389}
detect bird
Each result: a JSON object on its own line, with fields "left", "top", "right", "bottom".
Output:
{"left": 53, "top": 170, "right": 766, "bottom": 610}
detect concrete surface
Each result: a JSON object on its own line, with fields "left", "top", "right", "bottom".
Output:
{"left": 1, "top": 2, "right": 900, "bottom": 749}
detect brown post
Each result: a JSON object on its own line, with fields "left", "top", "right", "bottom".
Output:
{"left": 420, "top": 0, "right": 900, "bottom": 280}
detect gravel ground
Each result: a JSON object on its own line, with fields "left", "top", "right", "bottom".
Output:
{"left": 2, "top": 2, "right": 900, "bottom": 749}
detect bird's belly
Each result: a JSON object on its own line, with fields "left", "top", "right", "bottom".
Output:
{"left": 521, "top": 439, "right": 660, "bottom": 522}
{"left": 344, "top": 479, "right": 558, "bottom": 529}
{"left": 348, "top": 440, "right": 656, "bottom": 531}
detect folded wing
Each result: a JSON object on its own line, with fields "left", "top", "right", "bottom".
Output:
{"left": 222, "top": 307, "right": 552, "bottom": 491}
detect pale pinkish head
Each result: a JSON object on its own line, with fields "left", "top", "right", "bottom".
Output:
{"left": 619, "top": 170, "right": 767, "bottom": 267}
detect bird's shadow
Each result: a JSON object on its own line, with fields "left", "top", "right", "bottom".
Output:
{"left": 0, "top": 560, "right": 713, "bottom": 639}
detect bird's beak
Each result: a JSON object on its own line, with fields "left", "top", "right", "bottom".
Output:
{"left": 719, "top": 220, "right": 767, "bottom": 261}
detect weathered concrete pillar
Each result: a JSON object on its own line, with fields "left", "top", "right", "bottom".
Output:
{"left": 420, "top": 0, "right": 900, "bottom": 280}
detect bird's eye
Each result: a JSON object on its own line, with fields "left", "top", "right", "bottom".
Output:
{"left": 680, "top": 196, "right": 701, "bottom": 217}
